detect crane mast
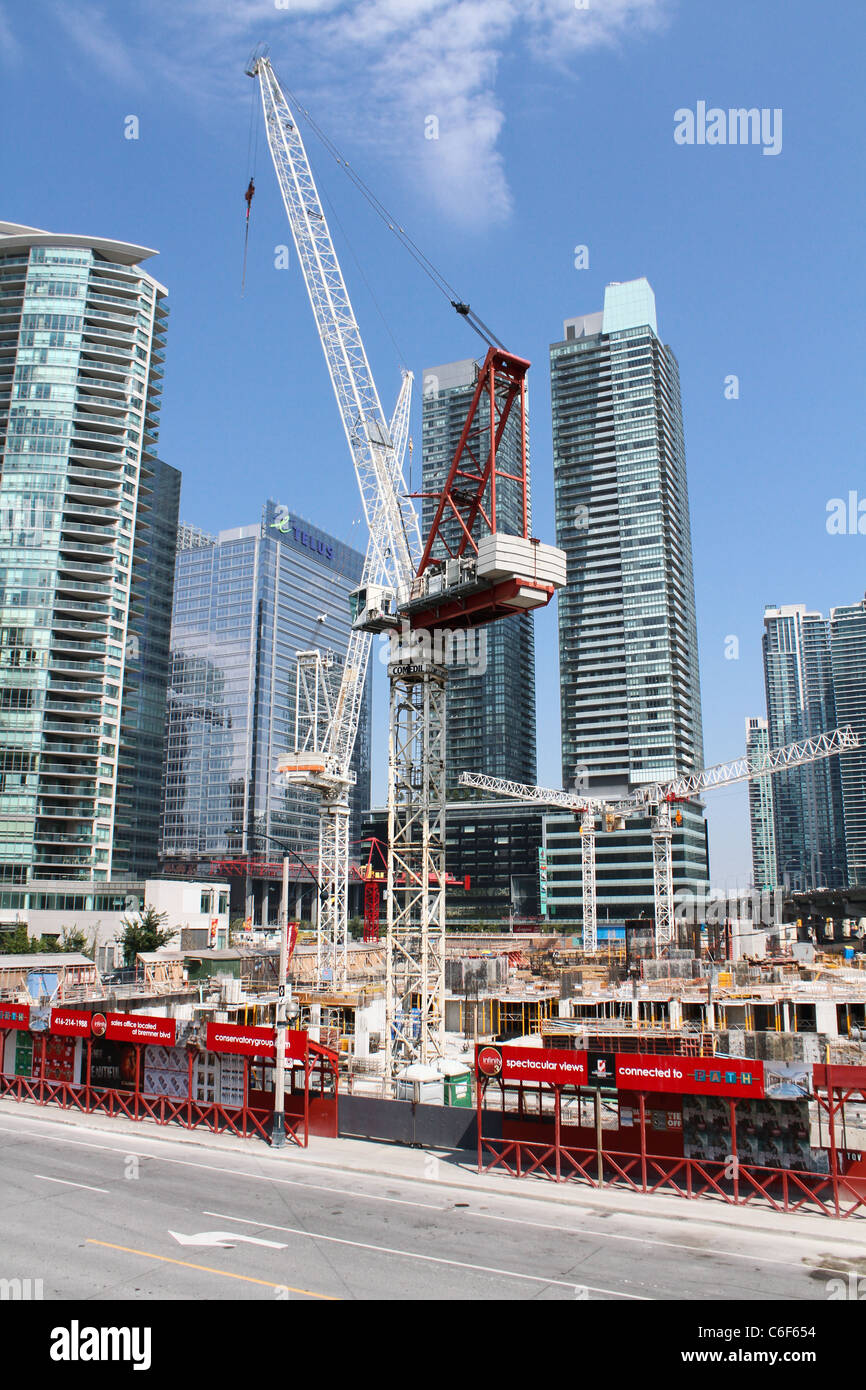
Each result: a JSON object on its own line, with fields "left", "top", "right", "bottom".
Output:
{"left": 249, "top": 54, "right": 565, "bottom": 1077}
{"left": 251, "top": 56, "right": 419, "bottom": 990}
{"left": 460, "top": 724, "right": 860, "bottom": 957}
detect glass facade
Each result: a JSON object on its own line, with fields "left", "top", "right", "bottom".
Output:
{"left": 829, "top": 597, "right": 866, "bottom": 886}
{"left": 745, "top": 716, "right": 777, "bottom": 891}
{"left": 547, "top": 279, "right": 708, "bottom": 919}
{"left": 0, "top": 222, "right": 178, "bottom": 884}
{"left": 762, "top": 605, "right": 846, "bottom": 890}
{"left": 161, "top": 501, "right": 370, "bottom": 868}
{"left": 421, "top": 358, "right": 537, "bottom": 791}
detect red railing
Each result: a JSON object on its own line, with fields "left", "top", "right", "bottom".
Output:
{"left": 0, "top": 1072, "right": 297, "bottom": 1146}
{"left": 479, "top": 1137, "right": 862, "bottom": 1219}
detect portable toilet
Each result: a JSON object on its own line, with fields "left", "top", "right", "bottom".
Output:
{"left": 395, "top": 1063, "right": 445, "bottom": 1105}
{"left": 437, "top": 1057, "right": 473, "bottom": 1108}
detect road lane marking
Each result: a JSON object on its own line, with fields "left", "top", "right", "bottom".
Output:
{"left": 84, "top": 1240, "right": 336, "bottom": 1299}
{"left": 202, "top": 1209, "right": 648, "bottom": 1298}
{"left": 169, "top": 1229, "right": 287, "bottom": 1249}
{"left": 0, "top": 1119, "right": 853, "bottom": 1275}
{"left": 34, "top": 1174, "right": 109, "bottom": 1194}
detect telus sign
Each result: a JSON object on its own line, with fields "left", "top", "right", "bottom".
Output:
{"left": 270, "top": 504, "right": 334, "bottom": 562}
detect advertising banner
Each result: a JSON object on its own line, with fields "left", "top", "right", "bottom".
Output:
{"left": 475, "top": 1045, "right": 763, "bottom": 1097}
{"left": 205, "top": 1022, "right": 307, "bottom": 1061}
{"left": 49, "top": 1010, "right": 176, "bottom": 1045}
{"left": 0, "top": 1002, "right": 30, "bottom": 1030}
{"left": 104, "top": 1013, "right": 176, "bottom": 1046}
{"left": 90, "top": 1039, "right": 138, "bottom": 1091}
{"left": 49, "top": 1010, "right": 92, "bottom": 1038}
{"left": 615, "top": 1053, "right": 764, "bottom": 1099}
{"left": 476, "top": 1044, "right": 587, "bottom": 1086}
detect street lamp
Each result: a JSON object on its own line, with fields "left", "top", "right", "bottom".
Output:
{"left": 251, "top": 829, "right": 321, "bottom": 1150}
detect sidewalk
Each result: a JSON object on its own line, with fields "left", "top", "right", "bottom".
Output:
{"left": 1, "top": 1093, "right": 863, "bottom": 1251}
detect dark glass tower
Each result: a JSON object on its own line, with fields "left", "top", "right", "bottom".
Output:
{"left": 762, "top": 604, "right": 846, "bottom": 890}
{"left": 830, "top": 596, "right": 866, "bottom": 886}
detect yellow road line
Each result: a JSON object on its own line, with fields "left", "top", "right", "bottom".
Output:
{"left": 85, "top": 1239, "right": 338, "bottom": 1300}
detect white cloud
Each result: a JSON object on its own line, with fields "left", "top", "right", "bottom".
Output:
{"left": 0, "top": 2, "right": 22, "bottom": 64}
{"left": 51, "top": 0, "right": 673, "bottom": 228}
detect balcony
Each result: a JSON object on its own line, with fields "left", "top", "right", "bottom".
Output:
{"left": 58, "top": 539, "right": 114, "bottom": 559}
{"left": 76, "top": 380, "right": 129, "bottom": 399}
{"left": 41, "top": 740, "right": 99, "bottom": 756}
{"left": 55, "top": 571, "right": 112, "bottom": 592}
{"left": 68, "top": 445, "right": 125, "bottom": 466}
{"left": 61, "top": 513, "right": 118, "bottom": 533}
{"left": 38, "top": 776, "right": 98, "bottom": 793}
{"left": 44, "top": 699, "right": 103, "bottom": 715}
{"left": 42, "top": 721, "right": 102, "bottom": 737}
{"left": 73, "top": 410, "right": 127, "bottom": 430}
{"left": 77, "top": 356, "right": 128, "bottom": 378}
{"left": 46, "top": 664, "right": 104, "bottom": 681}
{"left": 66, "top": 466, "right": 122, "bottom": 488}
{"left": 52, "top": 597, "right": 110, "bottom": 615}
{"left": 51, "top": 619, "right": 108, "bottom": 639}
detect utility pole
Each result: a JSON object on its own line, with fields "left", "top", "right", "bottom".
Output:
{"left": 272, "top": 857, "right": 290, "bottom": 1149}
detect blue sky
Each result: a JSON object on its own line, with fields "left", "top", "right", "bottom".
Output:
{"left": 2, "top": 0, "right": 864, "bottom": 886}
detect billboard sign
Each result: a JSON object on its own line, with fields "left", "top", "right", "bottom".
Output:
{"left": 475, "top": 1044, "right": 587, "bottom": 1086}
{"left": 50, "top": 1010, "right": 93, "bottom": 1038}
{"left": 0, "top": 1002, "right": 30, "bottom": 1030}
{"left": 615, "top": 1053, "right": 764, "bottom": 1099}
{"left": 105, "top": 1013, "right": 176, "bottom": 1046}
{"left": 205, "top": 1022, "right": 307, "bottom": 1061}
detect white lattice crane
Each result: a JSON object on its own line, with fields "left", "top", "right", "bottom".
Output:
{"left": 460, "top": 725, "right": 860, "bottom": 955}
{"left": 248, "top": 53, "right": 565, "bottom": 1072}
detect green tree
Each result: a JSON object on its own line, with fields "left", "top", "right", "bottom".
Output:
{"left": 57, "top": 927, "right": 89, "bottom": 954}
{"left": 117, "top": 905, "right": 175, "bottom": 966}
{"left": 0, "top": 923, "right": 40, "bottom": 955}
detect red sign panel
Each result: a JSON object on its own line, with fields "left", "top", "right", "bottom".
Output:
{"left": 615, "top": 1053, "right": 764, "bottom": 1099}
{"left": 105, "top": 1013, "right": 176, "bottom": 1046}
{"left": 50, "top": 1009, "right": 92, "bottom": 1037}
{"left": 475, "top": 1044, "right": 588, "bottom": 1086}
{"left": 0, "top": 1002, "right": 30, "bottom": 1030}
{"left": 205, "top": 1022, "right": 308, "bottom": 1061}
{"left": 474, "top": 1044, "right": 763, "bottom": 1097}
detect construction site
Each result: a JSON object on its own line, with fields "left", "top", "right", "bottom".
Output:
{"left": 3, "top": 51, "right": 866, "bottom": 1224}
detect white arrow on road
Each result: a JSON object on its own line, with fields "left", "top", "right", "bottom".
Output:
{"left": 169, "top": 1229, "right": 287, "bottom": 1249}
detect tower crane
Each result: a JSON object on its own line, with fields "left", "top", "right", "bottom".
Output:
{"left": 459, "top": 724, "right": 860, "bottom": 956}
{"left": 247, "top": 53, "right": 566, "bottom": 1074}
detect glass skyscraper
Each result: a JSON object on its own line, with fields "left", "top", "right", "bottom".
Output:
{"left": 0, "top": 221, "right": 178, "bottom": 884}
{"left": 160, "top": 501, "right": 370, "bottom": 910}
{"left": 546, "top": 279, "right": 708, "bottom": 920}
{"left": 761, "top": 604, "right": 846, "bottom": 890}
{"left": 830, "top": 596, "right": 866, "bottom": 886}
{"left": 421, "top": 358, "right": 536, "bottom": 792}
{"left": 745, "top": 716, "right": 777, "bottom": 891}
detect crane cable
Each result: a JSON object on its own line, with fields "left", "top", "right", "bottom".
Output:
{"left": 242, "top": 80, "right": 261, "bottom": 295}
{"left": 274, "top": 72, "right": 506, "bottom": 351}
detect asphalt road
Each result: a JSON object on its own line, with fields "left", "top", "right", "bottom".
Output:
{"left": 0, "top": 1110, "right": 858, "bottom": 1301}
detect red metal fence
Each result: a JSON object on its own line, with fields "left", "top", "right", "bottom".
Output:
{"left": 0, "top": 1071, "right": 292, "bottom": 1145}
{"left": 477, "top": 1136, "right": 866, "bottom": 1218}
